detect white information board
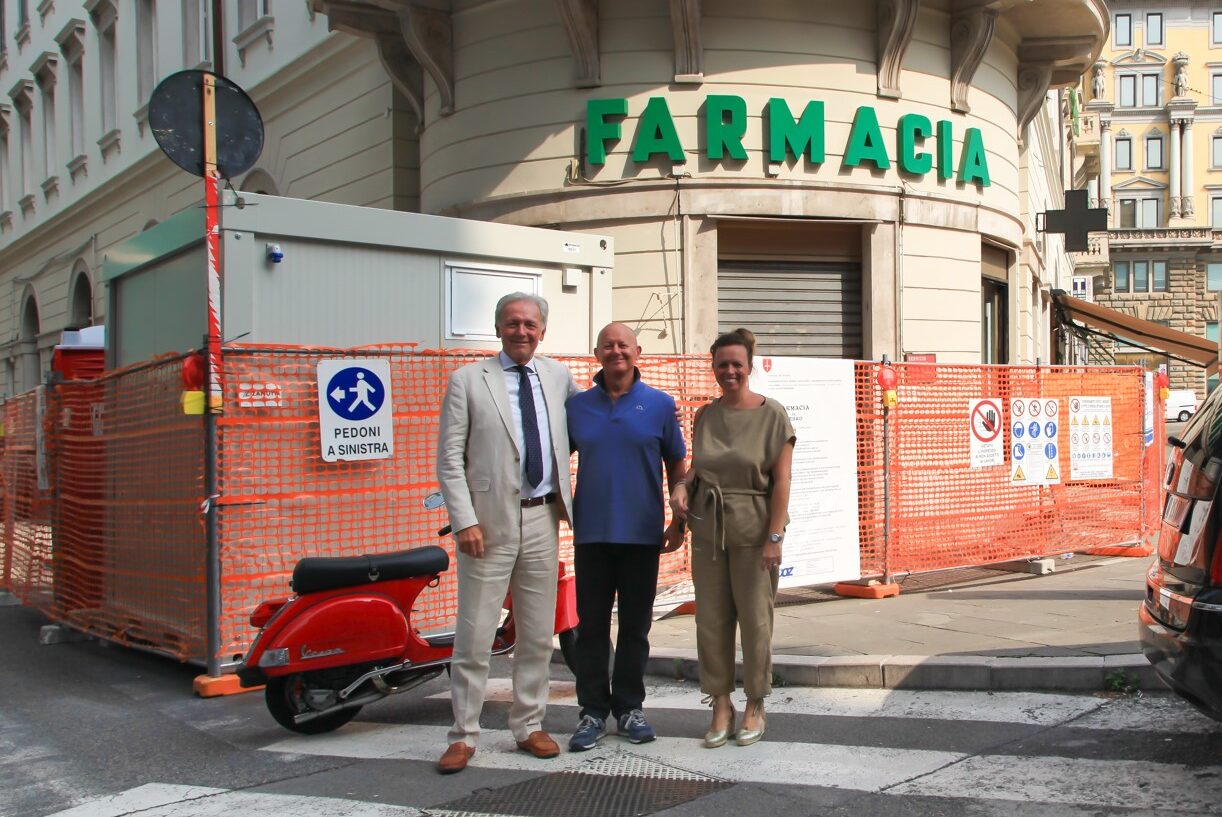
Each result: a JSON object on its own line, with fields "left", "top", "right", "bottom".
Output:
{"left": 1069, "top": 395, "right": 1114, "bottom": 480}
{"left": 318, "top": 358, "right": 395, "bottom": 462}
{"left": 969, "top": 398, "right": 1004, "bottom": 468}
{"left": 1143, "top": 372, "right": 1154, "bottom": 447}
{"left": 1010, "top": 398, "right": 1061, "bottom": 486}
{"left": 750, "top": 356, "right": 861, "bottom": 589}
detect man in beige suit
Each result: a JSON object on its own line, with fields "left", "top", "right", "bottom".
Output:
{"left": 435, "top": 292, "right": 577, "bottom": 774}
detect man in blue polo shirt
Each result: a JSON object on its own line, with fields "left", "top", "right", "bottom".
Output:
{"left": 566, "top": 322, "right": 686, "bottom": 750}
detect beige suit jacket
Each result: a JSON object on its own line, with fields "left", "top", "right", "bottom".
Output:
{"left": 436, "top": 354, "right": 576, "bottom": 541}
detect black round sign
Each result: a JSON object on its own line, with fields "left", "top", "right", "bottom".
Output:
{"left": 148, "top": 70, "right": 264, "bottom": 179}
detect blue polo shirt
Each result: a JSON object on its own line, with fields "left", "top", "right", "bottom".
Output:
{"left": 567, "top": 370, "right": 686, "bottom": 546}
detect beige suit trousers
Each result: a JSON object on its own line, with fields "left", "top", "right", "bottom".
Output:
{"left": 691, "top": 543, "right": 779, "bottom": 700}
{"left": 448, "top": 501, "right": 560, "bottom": 746}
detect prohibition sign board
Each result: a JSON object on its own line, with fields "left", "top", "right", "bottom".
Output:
{"left": 971, "top": 400, "right": 1001, "bottom": 442}
{"left": 969, "top": 398, "right": 1004, "bottom": 468}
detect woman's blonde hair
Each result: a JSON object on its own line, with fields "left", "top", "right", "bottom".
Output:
{"left": 709, "top": 327, "right": 756, "bottom": 366}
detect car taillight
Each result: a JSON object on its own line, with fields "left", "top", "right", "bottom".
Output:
{"left": 250, "top": 599, "right": 288, "bottom": 628}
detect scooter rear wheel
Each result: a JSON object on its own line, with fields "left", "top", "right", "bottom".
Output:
{"left": 265, "top": 675, "right": 362, "bottom": 734}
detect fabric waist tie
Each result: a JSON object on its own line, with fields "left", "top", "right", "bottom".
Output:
{"left": 695, "top": 481, "right": 767, "bottom": 558}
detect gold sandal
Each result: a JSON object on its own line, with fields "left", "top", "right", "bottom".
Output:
{"left": 736, "top": 698, "right": 766, "bottom": 746}
{"left": 701, "top": 694, "right": 736, "bottom": 748}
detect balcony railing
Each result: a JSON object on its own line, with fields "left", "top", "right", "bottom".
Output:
{"left": 1069, "top": 232, "right": 1109, "bottom": 269}
{"left": 1107, "top": 227, "right": 1220, "bottom": 248}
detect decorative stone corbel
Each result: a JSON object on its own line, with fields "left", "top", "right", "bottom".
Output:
{"left": 400, "top": 3, "right": 454, "bottom": 115}
{"left": 876, "top": 0, "right": 919, "bottom": 99}
{"left": 1016, "top": 62, "right": 1053, "bottom": 139}
{"left": 669, "top": 0, "right": 702, "bottom": 84}
{"left": 555, "top": 0, "right": 599, "bottom": 88}
{"left": 949, "top": 7, "right": 995, "bottom": 113}
{"left": 376, "top": 33, "right": 424, "bottom": 131}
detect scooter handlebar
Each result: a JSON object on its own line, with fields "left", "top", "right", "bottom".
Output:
{"left": 438, "top": 525, "right": 452, "bottom": 537}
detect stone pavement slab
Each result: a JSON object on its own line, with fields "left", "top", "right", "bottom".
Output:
{"left": 640, "top": 554, "right": 1160, "bottom": 693}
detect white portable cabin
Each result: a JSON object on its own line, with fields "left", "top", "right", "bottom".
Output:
{"left": 101, "top": 190, "right": 614, "bottom": 365}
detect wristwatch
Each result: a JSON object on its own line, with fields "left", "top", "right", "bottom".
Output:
{"left": 768, "top": 532, "right": 784, "bottom": 544}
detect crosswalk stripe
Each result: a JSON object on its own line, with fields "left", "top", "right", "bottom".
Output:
{"left": 263, "top": 721, "right": 1222, "bottom": 813}
{"left": 430, "top": 679, "right": 1222, "bottom": 732}
{"left": 43, "top": 783, "right": 422, "bottom": 817}
{"left": 890, "top": 754, "right": 1222, "bottom": 813}
{"left": 264, "top": 723, "right": 968, "bottom": 789}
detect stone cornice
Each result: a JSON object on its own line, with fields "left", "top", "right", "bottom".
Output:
{"left": 949, "top": 7, "right": 997, "bottom": 114}
{"left": 400, "top": 3, "right": 454, "bottom": 115}
{"left": 376, "top": 33, "right": 423, "bottom": 130}
{"left": 669, "top": 0, "right": 702, "bottom": 84}
{"left": 876, "top": 0, "right": 919, "bottom": 99}
{"left": 555, "top": 0, "right": 599, "bottom": 88}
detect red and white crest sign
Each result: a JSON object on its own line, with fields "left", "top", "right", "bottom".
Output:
{"left": 762, "top": 358, "right": 772, "bottom": 372}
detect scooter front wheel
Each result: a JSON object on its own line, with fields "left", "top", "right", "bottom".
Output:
{"left": 265, "top": 674, "right": 362, "bottom": 735}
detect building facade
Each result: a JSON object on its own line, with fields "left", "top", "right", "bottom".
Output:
{"left": 1071, "top": 1, "right": 1222, "bottom": 394}
{"left": 0, "top": 0, "right": 1107, "bottom": 397}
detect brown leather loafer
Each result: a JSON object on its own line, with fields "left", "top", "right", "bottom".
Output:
{"left": 437, "top": 742, "right": 475, "bottom": 774}
{"left": 515, "top": 730, "right": 560, "bottom": 758}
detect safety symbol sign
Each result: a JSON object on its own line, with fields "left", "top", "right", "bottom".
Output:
{"left": 1068, "top": 395, "right": 1112, "bottom": 481}
{"left": 1010, "top": 397, "right": 1060, "bottom": 486}
{"left": 318, "top": 359, "right": 395, "bottom": 463}
{"left": 969, "top": 398, "right": 1004, "bottom": 468}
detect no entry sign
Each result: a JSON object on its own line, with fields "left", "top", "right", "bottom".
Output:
{"left": 969, "top": 398, "right": 1004, "bottom": 468}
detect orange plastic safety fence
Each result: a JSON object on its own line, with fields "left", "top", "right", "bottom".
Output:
{"left": 854, "top": 362, "right": 1152, "bottom": 577}
{"left": 214, "top": 347, "right": 716, "bottom": 664}
{"left": 4, "top": 357, "right": 207, "bottom": 660}
{"left": 0, "top": 390, "right": 52, "bottom": 601}
{"left": 2, "top": 344, "right": 1163, "bottom": 670}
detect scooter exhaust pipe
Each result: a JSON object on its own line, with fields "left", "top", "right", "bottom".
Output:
{"left": 292, "top": 667, "right": 444, "bottom": 726}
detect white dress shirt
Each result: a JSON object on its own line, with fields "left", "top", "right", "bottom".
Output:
{"left": 499, "top": 351, "right": 556, "bottom": 499}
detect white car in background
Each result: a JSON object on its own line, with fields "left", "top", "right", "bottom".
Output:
{"left": 1166, "top": 389, "right": 1199, "bottom": 423}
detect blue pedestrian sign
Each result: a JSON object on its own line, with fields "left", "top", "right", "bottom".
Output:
{"left": 318, "top": 359, "right": 395, "bottom": 462}
{"left": 325, "top": 366, "right": 386, "bottom": 421}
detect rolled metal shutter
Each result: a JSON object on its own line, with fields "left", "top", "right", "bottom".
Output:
{"left": 717, "top": 260, "right": 863, "bottom": 358}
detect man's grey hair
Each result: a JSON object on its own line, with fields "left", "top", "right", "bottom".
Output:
{"left": 494, "top": 292, "right": 549, "bottom": 327}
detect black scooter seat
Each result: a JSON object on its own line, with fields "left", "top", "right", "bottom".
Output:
{"left": 292, "top": 546, "right": 449, "bottom": 595}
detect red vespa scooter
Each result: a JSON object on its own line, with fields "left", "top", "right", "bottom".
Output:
{"left": 236, "top": 493, "right": 579, "bottom": 734}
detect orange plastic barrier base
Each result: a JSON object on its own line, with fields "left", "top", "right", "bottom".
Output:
{"left": 661, "top": 600, "right": 697, "bottom": 618}
{"left": 834, "top": 581, "right": 901, "bottom": 599}
{"left": 1084, "top": 544, "right": 1154, "bottom": 558}
{"left": 193, "top": 673, "right": 261, "bottom": 698}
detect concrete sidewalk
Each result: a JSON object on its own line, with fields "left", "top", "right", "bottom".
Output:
{"left": 641, "top": 553, "right": 1162, "bottom": 693}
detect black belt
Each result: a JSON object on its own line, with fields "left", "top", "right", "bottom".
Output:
{"left": 521, "top": 493, "right": 558, "bottom": 508}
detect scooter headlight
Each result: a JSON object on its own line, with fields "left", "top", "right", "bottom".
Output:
{"left": 258, "top": 647, "right": 290, "bottom": 668}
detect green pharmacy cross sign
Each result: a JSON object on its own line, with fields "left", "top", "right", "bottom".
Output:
{"left": 585, "top": 96, "right": 991, "bottom": 188}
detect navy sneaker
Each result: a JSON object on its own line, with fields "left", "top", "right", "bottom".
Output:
{"left": 569, "top": 714, "right": 606, "bottom": 751}
{"left": 617, "top": 709, "right": 656, "bottom": 744}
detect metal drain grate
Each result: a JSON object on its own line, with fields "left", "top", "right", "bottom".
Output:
{"left": 424, "top": 751, "right": 730, "bottom": 817}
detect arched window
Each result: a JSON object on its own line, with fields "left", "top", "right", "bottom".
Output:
{"left": 239, "top": 168, "right": 279, "bottom": 196}
{"left": 69, "top": 264, "right": 93, "bottom": 328}
{"left": 19, "top": 292, "right": 40, "bottom": 392}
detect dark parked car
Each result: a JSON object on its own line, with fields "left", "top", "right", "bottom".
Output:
{"left": 1140, "top": 391, "right": 1222, "bottom": 720}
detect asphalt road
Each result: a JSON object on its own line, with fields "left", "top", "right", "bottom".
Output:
{"left": 5, "top": 601, "right": 1222, "bottom": 817}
